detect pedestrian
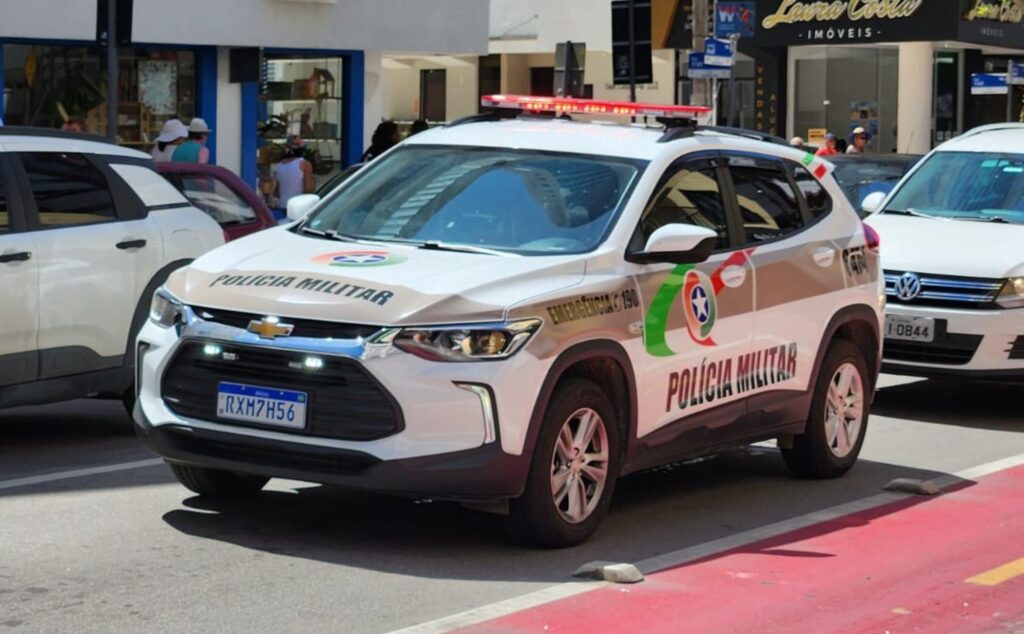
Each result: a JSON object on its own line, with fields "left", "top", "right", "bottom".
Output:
{"left": 362, "top": 120, "right": 400, "bottom": 161}
{"left": 172, "top": 117, "right": 212, "bottom": 164}
{"left": 408, "top": 119, "right": 429, "bottom": 136}
{"left": 275, "top": 134, "right": 314, "bottom": 217}
{"left": 61, "top": 117, "right": 85, "bottom": 132}
{"left": 815, "top": 133, "right": 840, "bottom": 157}
{"left": 789, "top": 136, "right": 805, "bottom": 150}
{"left": 846, "top": 127, "right": 869, "bottom": 154}
{"left": 151, "top": 119, "right": 188, "bottom": 163}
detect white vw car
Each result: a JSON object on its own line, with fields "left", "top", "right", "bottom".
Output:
{"left": 864, "top": 123, "right": 1024, "bottom": 381}
{"left": 135, "top": 96, "right": 883, "bottom": 546}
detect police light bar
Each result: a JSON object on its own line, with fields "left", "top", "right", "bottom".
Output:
{"left": 481, "top": 94, "right": 712, "bottom": 119}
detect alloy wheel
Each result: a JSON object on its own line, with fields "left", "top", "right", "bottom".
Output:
{"left": 549, "top": 407, "right": 610, "bottom": 524}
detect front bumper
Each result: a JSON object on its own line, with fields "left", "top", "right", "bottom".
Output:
{"left": 882, "top": 303, "right": 1024, "bottom": 378}
{"left": 134, "top": 409, "right": 529, "bottom": 499}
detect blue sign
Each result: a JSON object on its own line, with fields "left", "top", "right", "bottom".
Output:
{"left": 715, "top": 2, "right": 756, "bottom": 38}
{"left": 1009, "top": 61, "right": 1024, "bottom": 86}
{"left": 704, "top": 38, "right": 734, "bottom": 67}
{"left": 971, "top": 73, "right": 1008, "bottom": 95}
{"left": 688, "top": 53, "right": 732, "bottom": 80}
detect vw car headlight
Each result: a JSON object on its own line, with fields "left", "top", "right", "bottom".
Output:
{"left": 392, "top": 319, "right": 542, "bottom": 362}
{"left": 996, "top": 277, "right": 1024, "bottom": 309}
{"left": 149, "top": 287, "right": 184, "bottom": 328}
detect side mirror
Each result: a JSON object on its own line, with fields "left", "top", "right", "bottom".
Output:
{"left": 861, "top": 191, "right": 886, "bottom": 215}
{"left": 628, "top": 224, "right": 718, "bottom": 264}
{"left": 286, "top": 194, "right": 320, "bottom": 221}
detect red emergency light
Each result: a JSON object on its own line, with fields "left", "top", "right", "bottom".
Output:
{"left": 480, "top": 94, "right": 711, "bottom": 119}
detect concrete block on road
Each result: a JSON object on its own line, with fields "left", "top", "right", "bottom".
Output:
{"left": 573, "top": 561, "right": 645, "bottom": 584}
{"left": 884, "top": 478, "right": 941, "bottom": 496}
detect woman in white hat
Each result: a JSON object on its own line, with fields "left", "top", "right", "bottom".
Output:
{"left": 151, "top": 119, "right": 189, "bottom": 163}
{"left": 172, "top": 118, "right": 212, "bottom": 164}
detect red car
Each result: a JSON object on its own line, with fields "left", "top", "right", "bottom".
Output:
{"left": 157, "top": 163, "right": 277, "bottom": 241}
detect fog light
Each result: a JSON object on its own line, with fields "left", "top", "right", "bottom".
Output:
{"left": 304, "top": 356, "right": 324, "bottom": 370}
{"left": 203, "top": 344, "right": 222, "bottom": 356}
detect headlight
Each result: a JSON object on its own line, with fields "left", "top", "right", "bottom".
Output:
{"left": 996, "top": 277, "right": 1024, "bottom": 309}
{"left": 149, "top": 287, "right": 183, "bottom": 328}
{"left": 392, "top": 319, "right": 542, "bottom": 362}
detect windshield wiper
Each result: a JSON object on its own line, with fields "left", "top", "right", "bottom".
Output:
{"left": 953, "top": 215, "right": 1011, "bottom": 224}
{"left": 300, "top": 226, "right": 358, "bottom": 242}
{"left": 418, "top": 240, "right": 505, "bottom": 256}
{"left": 883, "top": 207, "right": 942, "bottom": 220}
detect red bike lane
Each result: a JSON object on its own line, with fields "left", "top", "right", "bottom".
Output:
{"left": 460, "top": 466, "right": 1024, "bottom": 633}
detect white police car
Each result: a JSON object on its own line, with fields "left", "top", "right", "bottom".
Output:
{"left": 135, "top": 96, "right": 883, "bottom": 546}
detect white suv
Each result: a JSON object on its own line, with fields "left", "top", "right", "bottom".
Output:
{"left": 135, "top": 97, "right": 883, "bottom": 546}
{"left": 0, "top": 128, "right": 224, "bottom": 412}
{"left": 864, "top": 123, "right": 1024, "bottom": 380}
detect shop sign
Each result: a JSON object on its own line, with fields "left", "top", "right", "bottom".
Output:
{"left": 1009, "top": 61, "right": 1024, "bottom": 85}
{"left": 688, "top": 53, "right": 733, "bottom": 79}
{"left": 749, "top": 0, "right": 958, "bottom": 45}
{"left": 715, "top": 2, "right": 757, "bottom": 38}
{"left": 704, "top": 38, "right": 735, "bottom": 66}
{"left": 971, "top": 73, "right": 1008, "bottom": 95}
{"left": 963, "top": 0, "right": 1024, "bottom": 24}
{"left": 807, "top": 128, "right": 827, "bottom": 145}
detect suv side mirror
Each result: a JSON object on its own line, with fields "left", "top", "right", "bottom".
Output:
{"left": 628, "top": 224, "right": 718, "bottom": 264}
{"left": 861, "top": 191, "right": 886, "bottom": 215}
{"left": 286, "top": 194, "right": 321, "bottom": 221}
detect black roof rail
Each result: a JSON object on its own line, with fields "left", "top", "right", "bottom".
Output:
{"left": 695, "top": 126, "right": 790, "bottom": 146}
{"left": 446, "top": 109, "right": 521, "bottom": 127}
{"left": 656, "top": 117, "right": 699, "bottom": 143}
{"left": 0, "top": 126, "right": 117, "bottom": 145}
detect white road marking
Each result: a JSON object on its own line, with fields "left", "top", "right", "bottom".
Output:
{"left": 0, "top": 458, "right": 164, "bottom": 491}
{"left": 387, "top": 449, "right": 1024, "bottom": 634}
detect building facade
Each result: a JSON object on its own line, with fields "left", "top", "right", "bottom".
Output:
{"left": 0, "top": 0, "right": 488, "bottom": 195}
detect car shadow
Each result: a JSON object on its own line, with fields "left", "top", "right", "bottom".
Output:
{"left": 161, "top": 448, "right": 951, "bottom": 584}
{"left": 873, "top": 377, "right": 1024, "bottom": 432}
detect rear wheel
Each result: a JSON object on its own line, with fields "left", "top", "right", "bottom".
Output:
{"left": 168, "top": 463, "right": 269, "bottom": 498}
{"left": 507, "top": 378, "right": 620, "bottom": 548}
{"left": 781, "top": 339, "right": 870, "bottom": 479}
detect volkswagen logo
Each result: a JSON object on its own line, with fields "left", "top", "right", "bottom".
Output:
{"left": 894, "top": 272, "right": 923, "bottom": 301}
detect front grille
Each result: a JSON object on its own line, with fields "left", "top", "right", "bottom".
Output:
{"left": 190, "top": 305, "right": 381, "bottom": 340}
{"left": 884, "top": 271, "right": 1003, "bottom": 309}
{"left": 884, "top": 331, "right": 983, "bottom": 366}
{"left": 162, "top": 340, "right": 403, "bottom": 440}
{"left": 1008, "top": 336, "right": 1024, "bottom": 360}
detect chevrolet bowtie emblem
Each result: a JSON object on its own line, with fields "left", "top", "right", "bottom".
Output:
{"left": 247, "top": 316, "right": 295, "bottom": 339}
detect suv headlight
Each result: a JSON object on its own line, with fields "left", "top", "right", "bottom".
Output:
{"left": 996, "top": 277, "right": 1024, "bottom": 309}
{"left": 150, "top": 287, "right": 184, "bottom": 328}
{"left": 391, "top": 319, "right": 542, "bottom": 362}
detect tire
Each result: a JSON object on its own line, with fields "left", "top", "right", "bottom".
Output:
{"left": 507, "top": 378, "right": 621, "bottom": 548}
{"left": 781, "top": 339, "right": 870, "bottom": 479}
{"left": 168, "top": 463, "right": 269, "bottom": 498}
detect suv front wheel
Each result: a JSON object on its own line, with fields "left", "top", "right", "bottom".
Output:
{"left": 782, "top": 339, "right": 870, "bottom": 479}
{"left": 508, "top": 378, "right": 620, "bottom": 548}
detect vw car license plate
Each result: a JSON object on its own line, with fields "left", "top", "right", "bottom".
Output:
{"left": 216, "top": 382, "right": 307, "bottom": 429}
{"left": 885, "top": 315, "right": 935, "bottom": 342}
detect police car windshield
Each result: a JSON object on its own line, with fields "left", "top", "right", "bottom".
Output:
{"left": 304, "top": 146, "right": 646, "bottom": 255}
{"left": 886, "top": 152, "right": 1024, "bottom": 224}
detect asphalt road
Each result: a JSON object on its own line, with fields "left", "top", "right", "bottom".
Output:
{"left": 1, "top": 374, "right": 1023, "bottom": 633}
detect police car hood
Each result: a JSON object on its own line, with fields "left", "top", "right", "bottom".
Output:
{"left": 865, "top": 213, "right": 1024, "bottom": 278}
{"left": 165, "top": 227, "right": 586, "bottom": 325}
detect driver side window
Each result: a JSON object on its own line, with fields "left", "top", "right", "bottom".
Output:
{"left": 632, "top": 159, "right": 730, "bottom": 252}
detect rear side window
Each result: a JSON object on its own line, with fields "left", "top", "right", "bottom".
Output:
{"left": 790, "top": 164, "right": 832, "bottom": 219}
{"left": 19, "top": 153, "right": 117, "bottom": 228}
{"left": 0, "top": 168, "right": 8, "bottom": 233}
{"left": 635, "top": 161, "right": 730, "bottom": 250}
{"left": 180, "top": 174, "right": 257, "bottom": 225}
{"left": 728, "top": 160, "right": 804, "bottom": 243}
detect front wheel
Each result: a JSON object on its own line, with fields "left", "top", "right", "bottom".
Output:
{"left": 781, "top": 339, "right": 870, "bottom": 479}
{"left": 169, "top": 463, "right": 269, "bottom": 498}
{"left": 507, "top": 378, "right": 620, "bottom": 548}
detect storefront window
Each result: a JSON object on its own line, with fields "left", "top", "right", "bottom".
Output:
{"left": 792, "top": 47, "right": 897, "bottom": 153}
{"left": 2, "top": 45, "right": 195, "bottom": 146}
{"left": 257, "top": 55, "right": 345, "bottom": 209}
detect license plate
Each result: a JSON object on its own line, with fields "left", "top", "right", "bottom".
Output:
{"left": 216, "top": 382, "right": 307, "bottom": 429}
{"left": 885, "top": 315, "right": 935, "bottom": 342}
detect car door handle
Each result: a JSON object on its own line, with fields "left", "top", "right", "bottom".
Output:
{"left": 812, "top": 246, "right": 836, "bottom": 268}
{"left": 0, "top": 251, "right": 31, "bottom": 263}
{"left": 116, "top": 239, "right": 147, "bottom": 250}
